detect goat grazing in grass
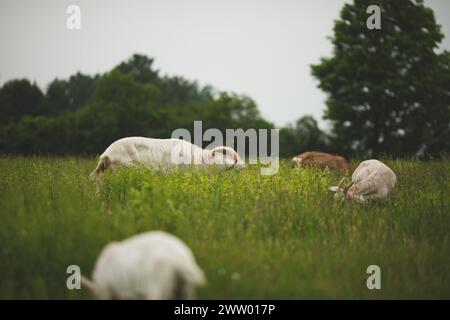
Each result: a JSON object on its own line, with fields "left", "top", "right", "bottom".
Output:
{"left": 81, "top": 231, "right": 206, "bottom": 300}
{"left": 329, "top": 159, "right": 397, "bottom": 204}
{"left": 90, "top": 137, "right": 245, "bottom": 176}
{"left": 292, "top": 151, "right": 350, "bottom": 170}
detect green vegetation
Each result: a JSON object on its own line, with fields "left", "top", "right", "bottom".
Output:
{"left": 1, "top": 157, "right": 449, "bottom": 299}
{"left": 0, "top": 55, "right": 331, "bottom": 158}
{"left": 0, "top": 0, "right": 449, "bottom": 299}
{"left": 311, "top": 0, "right": 450, "bottom": 157}
{"left": 2, "top": 1, "right": 449, "bottom": 159}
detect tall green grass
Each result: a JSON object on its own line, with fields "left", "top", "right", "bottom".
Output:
{"left": 0, "top": 156, "right": 449, "bottom": 299}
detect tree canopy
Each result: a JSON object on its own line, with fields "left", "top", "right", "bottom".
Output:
{"left": 311, "top": 0, "right": 450, "bottom": 157}
{"left": 2, "top": 0, "right": 450, "bottom": 160}
{"left": 0, "top": 54, "right": 294, "bottom": 156}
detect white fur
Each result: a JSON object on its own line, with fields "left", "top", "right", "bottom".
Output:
{"left": 83, "top": 231, "right": 206, "bottom": 300}
{"left": 330, "top": 159, "right": 397, "bottom": 203}
{"left": 94, "top": 137, "right": 245, "bottom": 173}
{"left": 291, "top": 156, "right": 302, "bottom": 165}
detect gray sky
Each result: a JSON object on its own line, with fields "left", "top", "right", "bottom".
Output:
{"left": 1, "top": 0, "right": 449, "bottom": 128}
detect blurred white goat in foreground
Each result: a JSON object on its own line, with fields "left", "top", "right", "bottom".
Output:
{"left": 329, "top": 159, "right": 397, "bottom": 204}
{"left": 81, "top": 231, "right": 206, "bottom": 300}
{"left": 91, "top": 137, "right": 244, "bottom": 176}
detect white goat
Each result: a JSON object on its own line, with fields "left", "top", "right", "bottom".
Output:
{"left": 91, "top": 137, "right": 245, "bottom": 176}
{"left": 329, "top": 159, "right": 397, "bottom": 203}
{"left": 81, "top": 231, "right": 206, "bottom": 300}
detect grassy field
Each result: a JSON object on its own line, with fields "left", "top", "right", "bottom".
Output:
{"left": 0, "top": 156, "right": 449, "bottom": 299}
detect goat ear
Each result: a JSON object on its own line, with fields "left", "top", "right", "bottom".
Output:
{"left": 211, "top": 147, "right": 225, "bottom": 156}
{"left": 211, "top": 146, "right": 237, "bottom": 160}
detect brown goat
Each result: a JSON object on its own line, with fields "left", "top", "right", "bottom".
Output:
{"left": 292, "top": 151, "right": 350, "bottom": 170}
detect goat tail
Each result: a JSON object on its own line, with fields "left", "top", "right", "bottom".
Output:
{"left": 90, "top": 155, "right": 111, "bottom": 178}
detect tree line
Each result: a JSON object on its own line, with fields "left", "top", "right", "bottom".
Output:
{"left": 0, "top": 54, "right": 330, "bottom": 158}
{"left": 0, "top": 0, "right": 448, "bottom": 158}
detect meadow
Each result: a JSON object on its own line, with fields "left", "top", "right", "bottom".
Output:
{"left": 0, "top": 156, "right": 449, "bottom": 299}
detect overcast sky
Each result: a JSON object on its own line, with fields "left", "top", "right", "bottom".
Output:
{"left": 1, "top": 0, "right": 449, "bottom": 128}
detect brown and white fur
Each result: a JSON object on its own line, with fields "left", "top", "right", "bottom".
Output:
{"left": 91, "top": 137, "right": 245, "bottom": 177}
{"left": 292, "top": 151, "right": 350, "bottom": 170}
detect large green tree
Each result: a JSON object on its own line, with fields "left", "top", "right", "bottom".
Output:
{"left": 0, "top": 54, "right": 276, "bottom": 155}
{"left": 311, "top": 0, "right": 450, "bottom": 157}
{"left": 0, "top": 79, "right": 44, "bottom": 125}
{"left": 44, "top": 72, "right": 98, "bottom": 115}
